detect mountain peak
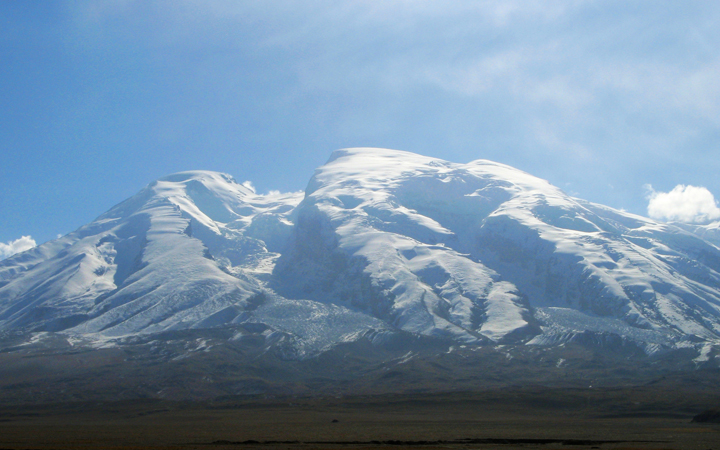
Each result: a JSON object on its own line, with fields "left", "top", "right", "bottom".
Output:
{"left": 1, "top": 149, "right": 720, "bottom": 365}
{"left": 156, "top": 170, "right": 238, "bottom": 184}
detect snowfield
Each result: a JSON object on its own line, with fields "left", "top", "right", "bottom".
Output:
{"left": 2, "top": 148, "right": 720, "bottom": 359}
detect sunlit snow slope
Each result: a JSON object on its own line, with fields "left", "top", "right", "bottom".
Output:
{"left": 2, "top": 149, "right": 720, "bottom": 356}
{"left": 0, "top": 171, "right": 302, "bottom": 336}
{"left": 275, "top": 148, "right": 720, "bottom": 349}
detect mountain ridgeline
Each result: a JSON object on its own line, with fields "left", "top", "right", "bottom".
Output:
{"left": 2, "top": 148, "right": 720, "bottom": 370}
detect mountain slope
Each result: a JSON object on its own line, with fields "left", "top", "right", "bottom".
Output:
{"left": 275, "top": 148, "right": 720, "bottom": 350}
{"left": 274, "top": 149, "right": 533, "bottom": 343}
{"left": 0, "top": 171, "right": 301, "bottom": 336}
{"left": 2, "top": 149, "right": 720, "bottom": 362}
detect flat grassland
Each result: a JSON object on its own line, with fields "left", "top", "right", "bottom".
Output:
{"left": 0, "top": 387, "right": 719, "bottom": 450}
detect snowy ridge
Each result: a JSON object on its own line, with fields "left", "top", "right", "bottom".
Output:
{"left": 2, "top": 149, "right": 720, "bottom": 362}
{"left": 276, "top": 149, "right": 533, "bottom": 343}
{"left": 675, "top": 220, "right": 720, "bottom": 247}
{"left": 276, "top": 148, "right": 720, "bottom": 350}
{"left": 0, "top": 171, "right": 302, "bottom": 337}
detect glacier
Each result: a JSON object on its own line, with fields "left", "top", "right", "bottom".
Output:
{"left": 2, "top": 148, "right": 720, "bottom": 363}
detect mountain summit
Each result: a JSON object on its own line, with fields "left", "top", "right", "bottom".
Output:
{"left": 2, "top": 149, "right": 720, "bottom": 365}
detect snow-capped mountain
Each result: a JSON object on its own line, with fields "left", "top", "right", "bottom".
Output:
{"left": 2, "top": 148, "right": 720, "bottom": 361}
{"left": 0, "top": 171, "right": 300, "bottom": 335}
{"left": 276, "top": 149, "right": 720, "bottom": 352}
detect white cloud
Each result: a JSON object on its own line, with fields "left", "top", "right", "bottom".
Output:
{"left": 56, "top": 0, "right": 720, "bottom": 218}
{"left": 242, "top": 180, "right": 256, "bottom": 193}
{"left": 0, "top": 236, "right": 37, "bottom": 261}
{"left": 645, "top": 184, "right": 720, "bottom": 223}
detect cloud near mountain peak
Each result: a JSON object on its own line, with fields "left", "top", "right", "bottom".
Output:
{"left": 645, "top": 184, "right": 720, "bottom": 224}
{"left": 0, "top": 236, "right": 36, "bottom": 261}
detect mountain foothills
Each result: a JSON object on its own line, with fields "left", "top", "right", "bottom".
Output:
{"left": 2, "top": 148, "right": 720, "bottom": 399}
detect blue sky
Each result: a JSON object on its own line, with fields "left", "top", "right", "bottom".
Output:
{"left": 1, "top": 1, "right": 719, "bottom": 252}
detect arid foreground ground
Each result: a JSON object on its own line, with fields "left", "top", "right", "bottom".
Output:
{"left": 0, "top": 386, "right": 719, "bottom": 450}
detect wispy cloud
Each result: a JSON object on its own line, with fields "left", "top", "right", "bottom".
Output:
{"left": 645, "top": 184, "right": 720, "bottom": 224}
{"left": 63, "top": 1, "right": 720, "bottom": 127}
{"left": 0, "top": 236, "right": 36, "bottom": 261}
{"left": 49, "top": 0, "right": 720, "bottom": 219}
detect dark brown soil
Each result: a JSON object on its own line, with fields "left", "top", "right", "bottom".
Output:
{"left": 0, "top": 388, "right": 718, "bottom": 450}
